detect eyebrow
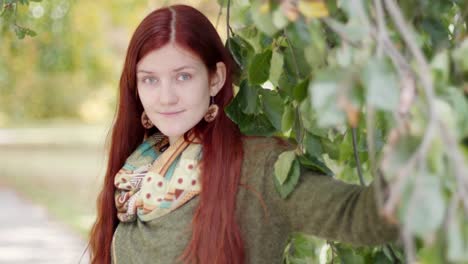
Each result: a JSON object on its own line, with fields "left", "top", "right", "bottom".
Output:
{"left": 137, "top": 66, "right": 196, "bottom": 74}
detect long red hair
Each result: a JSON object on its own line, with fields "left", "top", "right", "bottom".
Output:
{"left": 88, "top": 4, "right": 245, "bottom": 264}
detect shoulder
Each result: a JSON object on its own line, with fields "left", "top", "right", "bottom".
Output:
{"left": 239, "top": 136, "right": 295, "bottom": 180}
{"left": 241, "top": 136, "right": 294, "bottom": 159}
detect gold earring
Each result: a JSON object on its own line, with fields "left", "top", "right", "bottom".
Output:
{"left": 141, "top": 111, "right": 154, "bottom": 129}
{"left": 204, "top": 96, "right": 219, "bottom": 122}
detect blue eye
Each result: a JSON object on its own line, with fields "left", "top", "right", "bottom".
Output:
{"left": 142, "top": 77, "right": 158, "bottom": 85}
{"left": 177, "top": 73, "right": 191, "bottom": 81}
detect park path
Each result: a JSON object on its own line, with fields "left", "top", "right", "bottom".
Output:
{"left": 0, "top": 187, "right": 90, "bottom": 264}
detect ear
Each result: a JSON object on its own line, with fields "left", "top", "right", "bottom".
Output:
{"left": 209, "top": 62, "right": 226, "bottom": 97}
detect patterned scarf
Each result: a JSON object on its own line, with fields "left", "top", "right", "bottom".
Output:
{"left": 114, "top": 132, "right": 202, "bottom": 222}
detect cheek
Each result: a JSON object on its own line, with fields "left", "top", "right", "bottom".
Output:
{"left": 190, "top": 94, "right": 210, "bottom": 112}
{"left": 139, "top": 96, "right": 150, "bottom": 110}
{"left": 182, "top": 83, "right": 210, "bottom": 106}
{"left": 138, "top": 88, "right": 154, "bottom": 109}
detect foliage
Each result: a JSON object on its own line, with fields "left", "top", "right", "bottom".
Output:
{"left": 3, "top": 0, "right": 468, "bottom": 263}
{"left": 221, "top": 0, "right": 468, "bottom": 263}
{"left": 0, "top": 0, "right": 116, "bottom": 124}
{"left": 0, "top": 0, "right": 208, "bottom": 125}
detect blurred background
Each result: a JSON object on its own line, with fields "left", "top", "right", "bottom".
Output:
{"left": 0, "top": 0, "right": 224, "bottom": 262}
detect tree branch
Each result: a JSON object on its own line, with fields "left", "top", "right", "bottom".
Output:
{"left": 226, "top": 0, "right": 232, "bottom": 39}
{"left": 215, "top": 3, "right": 223, "bottom": 30}
{"left": 283, "top": 30, "right": 301, "bottom": 79}
{"left": 373, "top": 0, "right": 386, "bottom": 57}
{"left": 322, "top": 18, "right": 363, "bottom": 48}
{"left": 439, "top": 121, "right": 468, "bottom": 215}
{"left": 384, "top": 0, "right": 435, "bottom": 106}
{"left": 352, "top": 127, "right": 366, "bottom": 186}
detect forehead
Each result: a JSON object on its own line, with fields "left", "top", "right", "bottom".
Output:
{"left": 137, "top": 43, "right": 205, "bottom": 72}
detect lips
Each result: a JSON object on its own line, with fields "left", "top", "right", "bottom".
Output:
{"left": 158, "top": 110, "right": 185, "bottom": 116}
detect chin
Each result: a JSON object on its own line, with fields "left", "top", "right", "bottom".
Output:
{"left": 157, "top": 126, "right": 190, "bottom": 138}
{"left": 155, "top": 118, "right": 203, "bottom": 137}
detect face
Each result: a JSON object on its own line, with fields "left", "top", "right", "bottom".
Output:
{"left": 136, "top": 43, "right": 225, "bottom": 144}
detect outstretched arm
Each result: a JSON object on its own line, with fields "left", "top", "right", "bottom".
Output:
{"left": 261, "top": 143, "right": 400, "bottom": 246}
{"left": 279, "top": 169, "right": 399, "bottom": 246}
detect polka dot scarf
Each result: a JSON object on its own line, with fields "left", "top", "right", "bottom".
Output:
{"left": 114, "top": 132, "right": 202, "bottom": 222}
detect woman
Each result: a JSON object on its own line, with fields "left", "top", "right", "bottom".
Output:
{"left": 88, "top": 4, "right": 398, "bottom": 264}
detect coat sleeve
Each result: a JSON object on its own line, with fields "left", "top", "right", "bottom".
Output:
{"left": 265, "top": 145, "right": 400, "bottom": 246}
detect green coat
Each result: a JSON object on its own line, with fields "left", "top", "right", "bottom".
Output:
{"left": 111, "top": 136, "right": 399, "bottom": 263}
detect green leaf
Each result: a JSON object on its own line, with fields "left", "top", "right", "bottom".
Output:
{"left": 226, "top": 88, "right": 276, "bottom": 136}
{"left": 304, "top": 21, "right": 327, "bottom": 69}
{"left": 322, "top": 136, "right": 341, "bottom": 160}
{"left": 303, "top": 132, "right": 323, "bottom": 158}
{"left": 217, "top": 0, "right": 227, "bottom": 7}
{"left": 237, "top": 24, "right": 258, "bottom": 39}
{"left": 269, "top": 49, "right": 283, "bottom": 87}
{"left": 231, "top": 5, "right": 252, "bottom": 37}
{"left": 447, "top": 212, "right": 468, "bottom": 262}
{"left": 238, "top": 80, "right": 260, "bottom": 114}
{"left": 338, "top": 128, "right": 369, "bottom": 167}
{"left": 249, "top": 49, "right": 272, "bottom": 85}
{"left": 418, "top": 239, "right": 445, "bottom": 264}
{"left": 25, "top": 28, "right": 36, "bottom": 37}
{"left": 297, "top": 153, "right": 333, "bottom": 176}
{"left": 14, "top": 27, "right": 26, "bottom": 39}
{"left": 239, "top": 113, "right": 276, "bottom": 136}
{"left": 278, "top": 72, "right": 297, "bottom": 99}
{"left": 431, "top": 50, "right": 449, "bottom": 84}
{"left": 421, "top": 17, "right": 450, "bottom": 52}
{"left": 443, "top": 87, "right": 468, "bottom": 138}
{"left": 362, "top": 58, "right": 399, "bottom": 112}
{"left": 283, "top": 24, "right": 312, "bottom": 79}
{"left": 274, "top": 150, "right": 296, "bottom": 185}
{"left": 323, "top": 18, "right": 370, "bottom": 44}
{"left": 258, "top": 31, "right": 274, "bottom": 49}
{"left": 260, "top": 89, "right": 284, "bottom": 130}
{"left": 226, "top": 35, "right": 255, "bottom": 70}
{"left": 251, "top": 1, "right": 278, "bottom": 36}
{"left": 427, "top": 137, "right": 444, "bottom": 175}
{"left": 298, "top": 0, "right": 329, "bottom": 18}
{"left": 335, "top": 244, "right": 365, "bottom": 264}
{"left": 274, "top": 158, "right": 301, "bottom": 199}
{"left": 281, "top": 104, "right": 294, "bottom": 132}
{"left": 292, "top": 79, "right": 308, "bottom": 102}
{"left": 299, "top": 99, "right": 328, "bottom": 138}
{"left": 372, "top": 251, "right": 394, "bottom": 264}
{"left": 452, "top": 38, "right": 468, "bottom": 72}
{"left": 434, "top": 98, "right": 458, "bottom": 136}
{"left": 287, "top": 233, "right": 323, "bottom": 261}
{"left": 293, "top": 110, "right": 303, "bottom": 146}
{"left": 286, "top": 19, "right": 312, "bottom": 46}
{"left": 225, "top": 90, "right": 243, "bottom": 124}
{"left": 334, "top": 43, "right": 353, "bottom": 67}
{"left": 308, "top": 68, "right": 346, "bottom": 128}
{"left": 236, "top": 26, "right": 263, "bottom": 54}
{"left": 405, "top": 173, "right": 445, "bottom": 237}
{"left": 381, "top": 136, "right": 419, "bottom": 181}
{"left": 272, "top": 7, "right": 289, "bottom": 29}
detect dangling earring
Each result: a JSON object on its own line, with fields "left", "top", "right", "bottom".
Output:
{"left": 204, "top": 96, "right": 219, "bottom": 122}
{"left": 141, "top": 111, "right": 154, "bottom": 129}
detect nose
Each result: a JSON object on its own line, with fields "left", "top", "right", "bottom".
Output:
{"left": 158, "top": 80, "right": 178, "bottom": 105}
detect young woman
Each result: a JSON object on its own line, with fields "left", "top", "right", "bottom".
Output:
{"left": 88, "top": 4, "right": 398, "bottom": 264}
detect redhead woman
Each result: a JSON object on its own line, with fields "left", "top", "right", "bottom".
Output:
{"left": 88, "top": 4, "right": 399, "bottom": 264}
